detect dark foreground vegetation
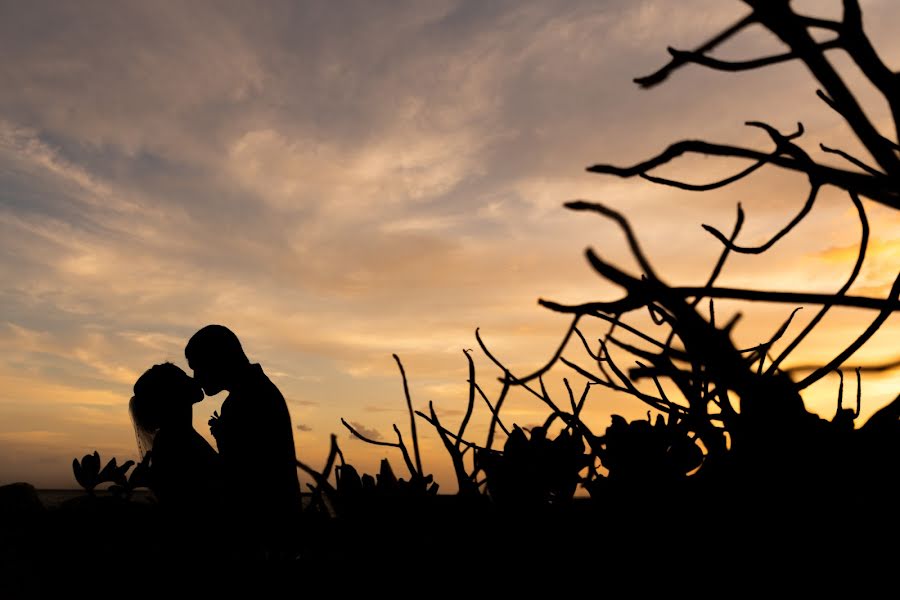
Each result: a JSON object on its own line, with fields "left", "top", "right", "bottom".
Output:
{"left": 2, "top": 1, "right": 899, "bottom": 594}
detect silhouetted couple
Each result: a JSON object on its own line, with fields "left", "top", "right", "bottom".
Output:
{"left": 129, "top": 325, "right": 302, "bottom": 560}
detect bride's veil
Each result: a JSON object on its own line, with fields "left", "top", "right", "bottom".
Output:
{"left": 129, "top": 394, "right": 157, "bottom": 460}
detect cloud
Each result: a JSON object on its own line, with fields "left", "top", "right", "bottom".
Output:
{"left": 0, "top": 430, "right": 69, "bottom": 444}
{"left": 289, "top": 399, "right": 320, "bottom": 407}
{"left": 296, "top": 424, "right": 313, "bottom": 432}
{"left": 429, "top": 404, "right": 466, "bottom": 418}
{"left": 345, "top": 421, "right": 384, "bottom": 442}
{"left": 268, "top": 371, "right": 323, "bottom": 384}
{"left": 815, "top": 235, "right": 900, "bottom": 295}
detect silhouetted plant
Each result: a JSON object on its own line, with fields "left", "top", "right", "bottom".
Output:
{"left": 335, "top": 458, "right": 437, "bottom": 505}
{"left": 586, "top": 413, "right": 703, "bottom": 496}
{"left": 297, "top": 428, "right": 437, "bottom": 523}
{"left": 108, "top": 452, "right": 153, "bottom": 499}
{"left": 476, "top": 424, "right": 590, "bottom": 509}
{"left": 72, "top": 451, "right": 134, "bottom": 495}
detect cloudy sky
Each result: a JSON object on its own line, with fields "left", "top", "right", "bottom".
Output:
{"left": 1, "top": 0, "right": 898, "bottom": 489}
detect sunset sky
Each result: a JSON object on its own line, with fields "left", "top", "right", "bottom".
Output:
{"left": 1, "top": 0, "right": 898, "bottom": 490}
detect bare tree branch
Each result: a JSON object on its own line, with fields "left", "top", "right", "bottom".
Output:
{"left": 634, "top": 13, "right": 756, "bottom": 88}
{"left": 575, "top": 382, "right": 593, "bottom": 417}
{"left": 636, "top": 360, "right": 672, "bottom": 407}
{"left": 835, "top": 369, "right": 846, "bottom": 417}
{"left": 702, "top": 184, "right": 820, "bottom": 254}
{"left": 611, "top": 337, "right": 697, "bottom": 406}
{"left": 836, "top": 0, "right": 900, "bottom": 143}
{"left": 799, "top": 16, "right": 841, "bottom": 32}
{"left": 586, "top": 139, "right": 898, "bottom": 208}
{"left": 748, "top": 0, "right": 900, "bottom": 174}
{"left": 784, "top": 356, "right": 900, "bottom": 375}
{"left": 296, "top": 433, "right": 342, "bottom": 512}
{"left": 675, "top": 285, "right": 897, "bottom": 310}
{"left": 484, "top": 373, "right": 512, "bottom": 451}
{"left": 576, "top": 320, "right": 689, "bottom": 362}
{"left": 820, "top": 143, "right": 884, "bottom": 176}
{"left": 457, "top": 349, "right": 476, "bottom": 451}
{"left": 341, "top": 418, "right": 398, "bottom": 448}
{"left": 472, "top": 381, "right": 511, "bottom": 438}
{"left": 541, "top": 285, "right": 898, "bottom": 316}
{"left": 565, "top": 200, "right": 660, "bottom": 281}
{"left": 796, "top": 274, "right": 900, "bottom": 390}
{"left": 563, "top": 377, "right": 577, "bottom": 414}
{"left": 391, "top": 425, "right": 419, "bottom": 478}
{"left": 393, "top": 354, "right": 423, "bottom": 477}
{"left": 769, "top": 191, "right": 870, "bottom": 373}
{"left": 665, "top": 38, "right": 840, "bottom": 73}
{"left": 502, "top": 315, "right": 582, "bottom": 384}
{"left": 415, "top": 410, "right": 485, "bottom": 453}
{"left": 695, "top": 203, "right": 744, "bottom": 305}
{"left": 640, "top": 158, "right": 769, "bottom": 191}
{"left": 427, "top": 402, "right": 477, "bottom": 495}
{"left": 749, "top": 307, "right": 804, "bottom": 374}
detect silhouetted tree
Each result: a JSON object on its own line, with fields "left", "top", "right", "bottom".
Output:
{"left": 533, "top": 0, "right": 899, "bottom": 486}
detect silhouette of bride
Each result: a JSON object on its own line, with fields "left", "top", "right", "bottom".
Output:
{"left": 129, "top": 362, "right": 225, "bottom": 516}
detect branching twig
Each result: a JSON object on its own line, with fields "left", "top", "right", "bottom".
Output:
{"left": 565, "top": 200, "right": 660, "bottom": 280}
{"left": 784, "top": 356, "right": 900, "bottom": 375}
{"left": 641, "top": 158, "right": 769, "bottom": 191}
{"left": 702, "top": 184, "right": 820, "bottom": 254}
{"left": 821, "top": 143, "right": 884, "bottom": 176}
{"left": 296, "top": 434, "right": 341, "bottom": 510}
{"left": 414, "top": 409, "right": 485, "bottom": 451}
{"left": 541, "top": 285, "right": 898, "bottom": 316}
{"left": 457, "top": 349, "right": 476, "bottom": 450}
{"left": 745, "top": 306, "right": 804, "bottom": 373}
{"left": 393, "top": 354, "right": 423, "bottom": 477}
{"left": 484, "top": 373, "right": 512, "bottom": 451}
{"left": 342, "top": 418, "right": 397, "bottom": 448}
{"left": 664, "top": 39, "right": 841, "bottom": 73}
{"left": 391, "top": 425, "right": 419, "bottom": 478}
{"left": 586, "top": 139, "right": 898, "bottom": 208}
{"left": 427, "top": 401, "right": 477, "bottom": 495}
{"left": 797, "top": 274, "right": 900, "bottom": 390}
{"left": 496, "top": 315, "right": 582, "bottom": 385}
{"left": 472, "top": 380, "right": 511, "bottom": 438}
{"left": 695, "top": 203, "right": 744, "bottom": 307}
{"left": 769, "top": 191, "right": 870, "bottom": 373}
{"left": 560, "top": 355, "right": 681, "bottom": 415}
{"left": 634, "top": 13, "right": 756, "bottom": 88}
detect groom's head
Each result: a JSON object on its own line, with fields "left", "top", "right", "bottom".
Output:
{"left": 185, "top": 324, "right": 250, "bottom": 396}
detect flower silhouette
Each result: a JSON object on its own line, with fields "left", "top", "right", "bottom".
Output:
{"left": 72, "top": 451, "right": 135, "bottom": 493}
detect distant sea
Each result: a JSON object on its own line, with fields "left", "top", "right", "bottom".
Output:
{"left": 36, "top": 489, "right": 155, "bottom": 509}
{"left": 35, "top": 489, "right": 314, "bottom": 509}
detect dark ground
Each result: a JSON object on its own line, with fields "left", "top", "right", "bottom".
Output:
{"left": 1, "top": 483, "right": 896, "bottom": 597}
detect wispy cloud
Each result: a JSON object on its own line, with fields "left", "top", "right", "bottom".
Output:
{"left": 363, "top": 405, "right": 404, "bottom": 413}
{"left": 346, "top": 421, "right": 384, "bottom": 442}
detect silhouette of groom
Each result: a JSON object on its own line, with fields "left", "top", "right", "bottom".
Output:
{"left": 185, "top": 324, "right": 301, "bottom": 555}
